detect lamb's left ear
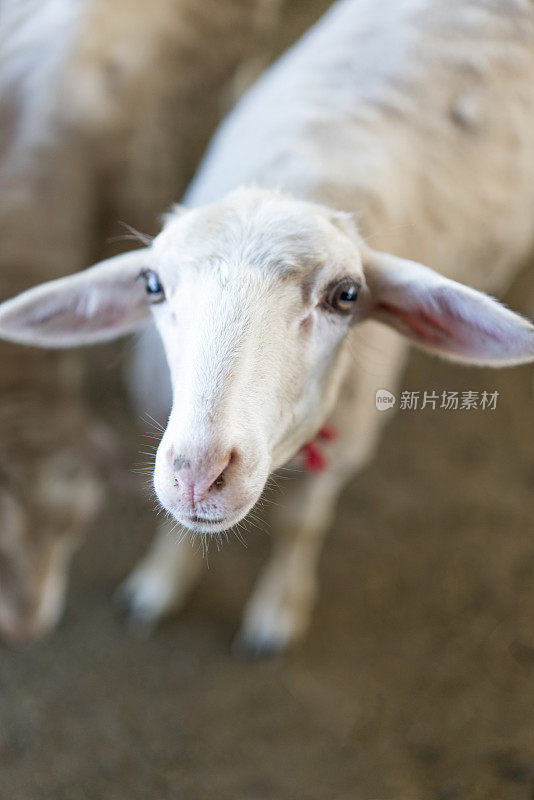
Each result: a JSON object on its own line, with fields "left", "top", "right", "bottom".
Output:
{"left": 0, "top": 249, "right": 151, "bottom": 348}
{"left": 362, "top": 246, "right": 534, "bottom": 366}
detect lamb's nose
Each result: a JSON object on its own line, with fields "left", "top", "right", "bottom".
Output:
{"left": 172, "top": 451, "right": 232, "bottom": 505}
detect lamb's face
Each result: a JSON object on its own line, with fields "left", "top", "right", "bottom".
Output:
{"left": 148, "top": 190, "right": 368, "bottom": 533}
{"left": 0, "top": 449, "right": 102, "bottom": 642}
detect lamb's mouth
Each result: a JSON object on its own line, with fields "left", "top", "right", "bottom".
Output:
{"left": 168, "top": 499, "right": 257, "bottom": 534}
{"left": 181, "top": 504, "right": 251, "bottom": 533}
{"left": 188, "top": 515, "right": 227, "bottom": 525}
{"left": 181, "top": 513, "right": 236, "bottom": 533}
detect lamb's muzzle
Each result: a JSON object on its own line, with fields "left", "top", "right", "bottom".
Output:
{"left": 165, "top": 447, "right": 237, "bottom": 529}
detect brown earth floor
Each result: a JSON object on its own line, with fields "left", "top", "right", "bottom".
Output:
{"left": 1, "top": 345, "right": 533, "bottom": 800}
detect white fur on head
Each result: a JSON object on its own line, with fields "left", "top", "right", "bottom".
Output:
{"left": 0, "top": 249, "right": 151, "bottom": 347}
{"left": 147, "top": 189, "right": 366, "bottom": 532}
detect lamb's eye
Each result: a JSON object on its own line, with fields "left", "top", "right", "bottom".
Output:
{"left": 140, "top": 269, "right": 165, "bottom": 303}
{"left": 326, "top": 279, "right": 359, "bottom": 314}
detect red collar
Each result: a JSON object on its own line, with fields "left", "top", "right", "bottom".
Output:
{"left": 299, "top": 425, "right": 338, "bottom": 473}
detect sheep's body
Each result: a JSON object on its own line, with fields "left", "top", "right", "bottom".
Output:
{"left": 0, "top": 0, "right": 283, "bottom": 640}
{"left": 186, "top": 0, "right": 534, "bottom": 286}
{"left": 0, "top": 343, "right": 103, "bottom": 640}
{"left": 126, "top": 0, "right": 534, "bottom": 653}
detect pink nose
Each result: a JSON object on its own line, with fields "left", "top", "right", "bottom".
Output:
{"left": 172, "top": 450, "right": 232, "bottom": 505}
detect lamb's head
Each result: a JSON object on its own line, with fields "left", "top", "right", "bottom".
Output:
{"left": 0, "top": 186, "right": 533, "bottom": 537}
{"left": 0, "top": 392, "right": 103, "bottom": 641}
{"left": 146, "top": 190, "right": 370, "bottom": 531}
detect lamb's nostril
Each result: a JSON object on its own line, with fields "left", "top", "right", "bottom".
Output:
{"left": 208, "top": 452, "right": 233, "bottom": 493}
{"left": 212, "top": 473, "right": 225, "bottom": 490}
{"left": 173, "top": 455, "right": 191, "bottom": 472}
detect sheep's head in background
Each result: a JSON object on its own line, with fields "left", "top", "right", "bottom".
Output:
{"left": 0, "top": 375, "right": 103, "bottom": 641}
{"left": 0, "top": 187, "right": 533, "bottom": 538}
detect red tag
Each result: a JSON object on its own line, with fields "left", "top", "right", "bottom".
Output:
{"left": 317, "top": 425, "right": 338, "bottom": 442}
{"left": 299, "top": 425, "right": 338, "bottom": 473}
{"left": 302, "top": 441, "right": 328, "bottom": 473}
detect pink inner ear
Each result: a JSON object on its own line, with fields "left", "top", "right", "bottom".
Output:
{"left": 25, "top": 298, "right": 122, "bottom": 332}
{"left": 375, "top": 301, "right": 463, "bottom": 348}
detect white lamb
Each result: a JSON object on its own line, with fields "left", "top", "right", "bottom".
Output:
{"left": 1, "top": 0, "right": 534, "bottom": 654}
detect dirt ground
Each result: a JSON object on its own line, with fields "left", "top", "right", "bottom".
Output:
{"left": 1, "top": 345, "right": 533, "bottom": 800}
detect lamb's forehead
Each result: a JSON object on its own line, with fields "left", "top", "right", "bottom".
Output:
{"left": 152, "top": 190, "right": 361, "bottom": 280}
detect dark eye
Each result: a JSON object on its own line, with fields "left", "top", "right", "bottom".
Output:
{"left": 140, "top": 269, "right": 165, "bottom": 303}
{"left": 326, "top": 279, "right": 359, "bottom": 314}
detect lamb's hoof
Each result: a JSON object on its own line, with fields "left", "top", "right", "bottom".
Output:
{"left": 232, "top": 629, "right": 287, "bottom": 661}
{"left": 113, "top": 576, "right": 167, "bottom": 636}
{"left": 233, "top": 597, "right": 308, "bottom": 660}
{"left": 232, "top": 610, "right": 301, "bottom": 659}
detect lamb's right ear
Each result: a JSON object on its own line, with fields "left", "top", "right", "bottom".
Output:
{"left": 362, "top": 246, "right": 534, "bottom": 366}
{"left": 0, "top": 249, "right": 152, "bottom": 348}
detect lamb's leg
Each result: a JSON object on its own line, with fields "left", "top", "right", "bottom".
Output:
{"left": 117, "top": 523, "right": 203, "bottom": 630}
{"left": 235, "top": 324, "right": 407, "bottom": 657}
{"left": 234, "top": 469, "right": 347, "bottom": 657}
